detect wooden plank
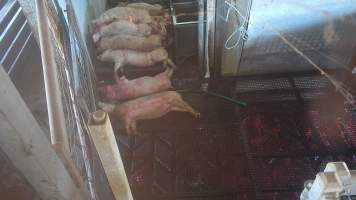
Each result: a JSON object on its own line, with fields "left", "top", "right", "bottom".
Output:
{"left": 0, "top": 64, "right": 90, "bottom": 200}
{"left": 88, "top": 111, "right": 133, "bottom": 200}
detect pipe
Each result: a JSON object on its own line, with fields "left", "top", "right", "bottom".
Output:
{"left": 35, "top": 0, "right": 85, "bottom": 190}
{"left": 204, "top": 0, "right": 216, "bottom": 79}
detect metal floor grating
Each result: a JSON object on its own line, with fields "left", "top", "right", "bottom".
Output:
{"left": 115, "top": 108, "right": 356, "bottom": 200}
{"left": 112, "top": 71, "right": 356, "bottom": 200}
{"left": 246, "top": 30, "right": 337, "bottom": 56}
{"left": 234, "top": 72, "right": 333, "bottom": 103}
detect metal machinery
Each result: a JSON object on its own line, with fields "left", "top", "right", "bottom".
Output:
{"left": 102, "top": 0, "right": 356, "bottom": 200}
{"left": 300, "top": 162, "right": 356, "bottom": 200}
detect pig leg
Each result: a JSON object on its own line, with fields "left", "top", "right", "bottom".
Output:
{"left": 124, "top": 119, "right": 138, "bottom": 135}
{"left": 161, "top": 67, "right": 174, "bottom": 78}
{"left": 163, "top": 58, "right": 177, "bottom": 70}
{"left": 170, "top": 99, "right": 200, "bottom": 118}
{"left": 159, "top": 68, "right": 174, "bottom": 90}
{"left": 125, "top": 121, "right": 134, "bottom": 135}
{"left": 158, "top": 22, "right": 167, "bottom": 36}
{"left": 130, "top": 122, "right": 139, "bottom": 135}
{"left": 167, "top": 67, "right": 174, "bottom": 78}
{"left": 98, "top": 102, "right": 115, "bottom": 113}
{"left": 113, "top": 60, "right": 124, "bottom": 82}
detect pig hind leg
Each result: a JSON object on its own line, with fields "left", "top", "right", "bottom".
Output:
{"left": 114, "top": 61, "right": 124, "bottom": 82}
{"left": 124, "top": 120, "right": 138, "bottom": 135}
{"left": 163, "top": 59, "right": 177, "bottom": 70}
{"left": 162, "top": 67, "right": 174, "bottom": 78}
{"left": 170, "top": 99, "right": 200, "bottom": 118}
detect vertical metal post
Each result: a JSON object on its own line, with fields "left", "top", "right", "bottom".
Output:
{"left": 205, "top": 0, "right": 216, "bottom": 79}
{"left": 198, "top": 0, "right": 205, "bottom": 75}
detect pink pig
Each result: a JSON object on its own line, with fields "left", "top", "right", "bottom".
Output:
{"left": 99, "top": 91, "right": 200, "bottom": 134}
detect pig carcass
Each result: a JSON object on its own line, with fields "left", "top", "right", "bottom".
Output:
{"left": 93, "top": 7, "right": 153, "bottom": 28}
{"left": 96, "top": 34, "right": 163, "bottom": 53}
{"left": 93, "top": 21, "right": 153, "bottom": 43}
{"left": 125, "top": 3, "right": 164, "bottom": 16}
{"left": 99, "top": 91, "right": 200, "bottom": 134}
{"left": 97, "top": 48, "right": 176, "bottom": 79}
{"left": 99, "top": 68, "right": 173, "bottom": 101}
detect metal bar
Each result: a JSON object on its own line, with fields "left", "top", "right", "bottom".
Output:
{"left": 0, "top": 6, "right": 24, "bottom": 59}
{"left": 35, "top": 0, "right": 84, "bottom": 188}
{"left": 7, "top": 30, "right": 32, "bottom": 75}
{"left": 0, "top": 0, "right": 18, "bottom": 33}
{"left": 197, "top": 0, "right": 205, "bottom": 75}
{"left": 204, "top": 0, "right": 216, "bottom": 79}
{"left": 1, "top": 21, "right": 30, "bottom": 71}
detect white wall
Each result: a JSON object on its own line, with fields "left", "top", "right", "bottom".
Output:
{"left": 71, "top": 0, "right": 107, "bottom": 37}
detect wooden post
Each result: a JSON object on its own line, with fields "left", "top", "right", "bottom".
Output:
{"left": 0, "top": 65, "right": 90, "bottom": 200}
{"left": 88, "top": 111, "right": 134, "bottom": 200}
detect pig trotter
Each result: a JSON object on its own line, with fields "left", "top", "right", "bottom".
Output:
{"left": 164, "top": 67, "right": 174, "bottom": 78}
{"left": 126, "top": 121, "right": 138, "bottom": 135}
{"left": 113, "top": 62, "right": 124, "bottom": 82}
{"left": 98, "top": 101, "right": 115, "bottom": 113}
{"left": 165, "top": 58, "right": 177, "bottom": 70}
{"left": 171, "top": 98, "right": 200, "bottom": 118}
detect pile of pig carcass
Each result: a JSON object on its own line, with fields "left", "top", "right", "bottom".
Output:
{"left": 93, "top": 2, "right": 200, "bottom": 134}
